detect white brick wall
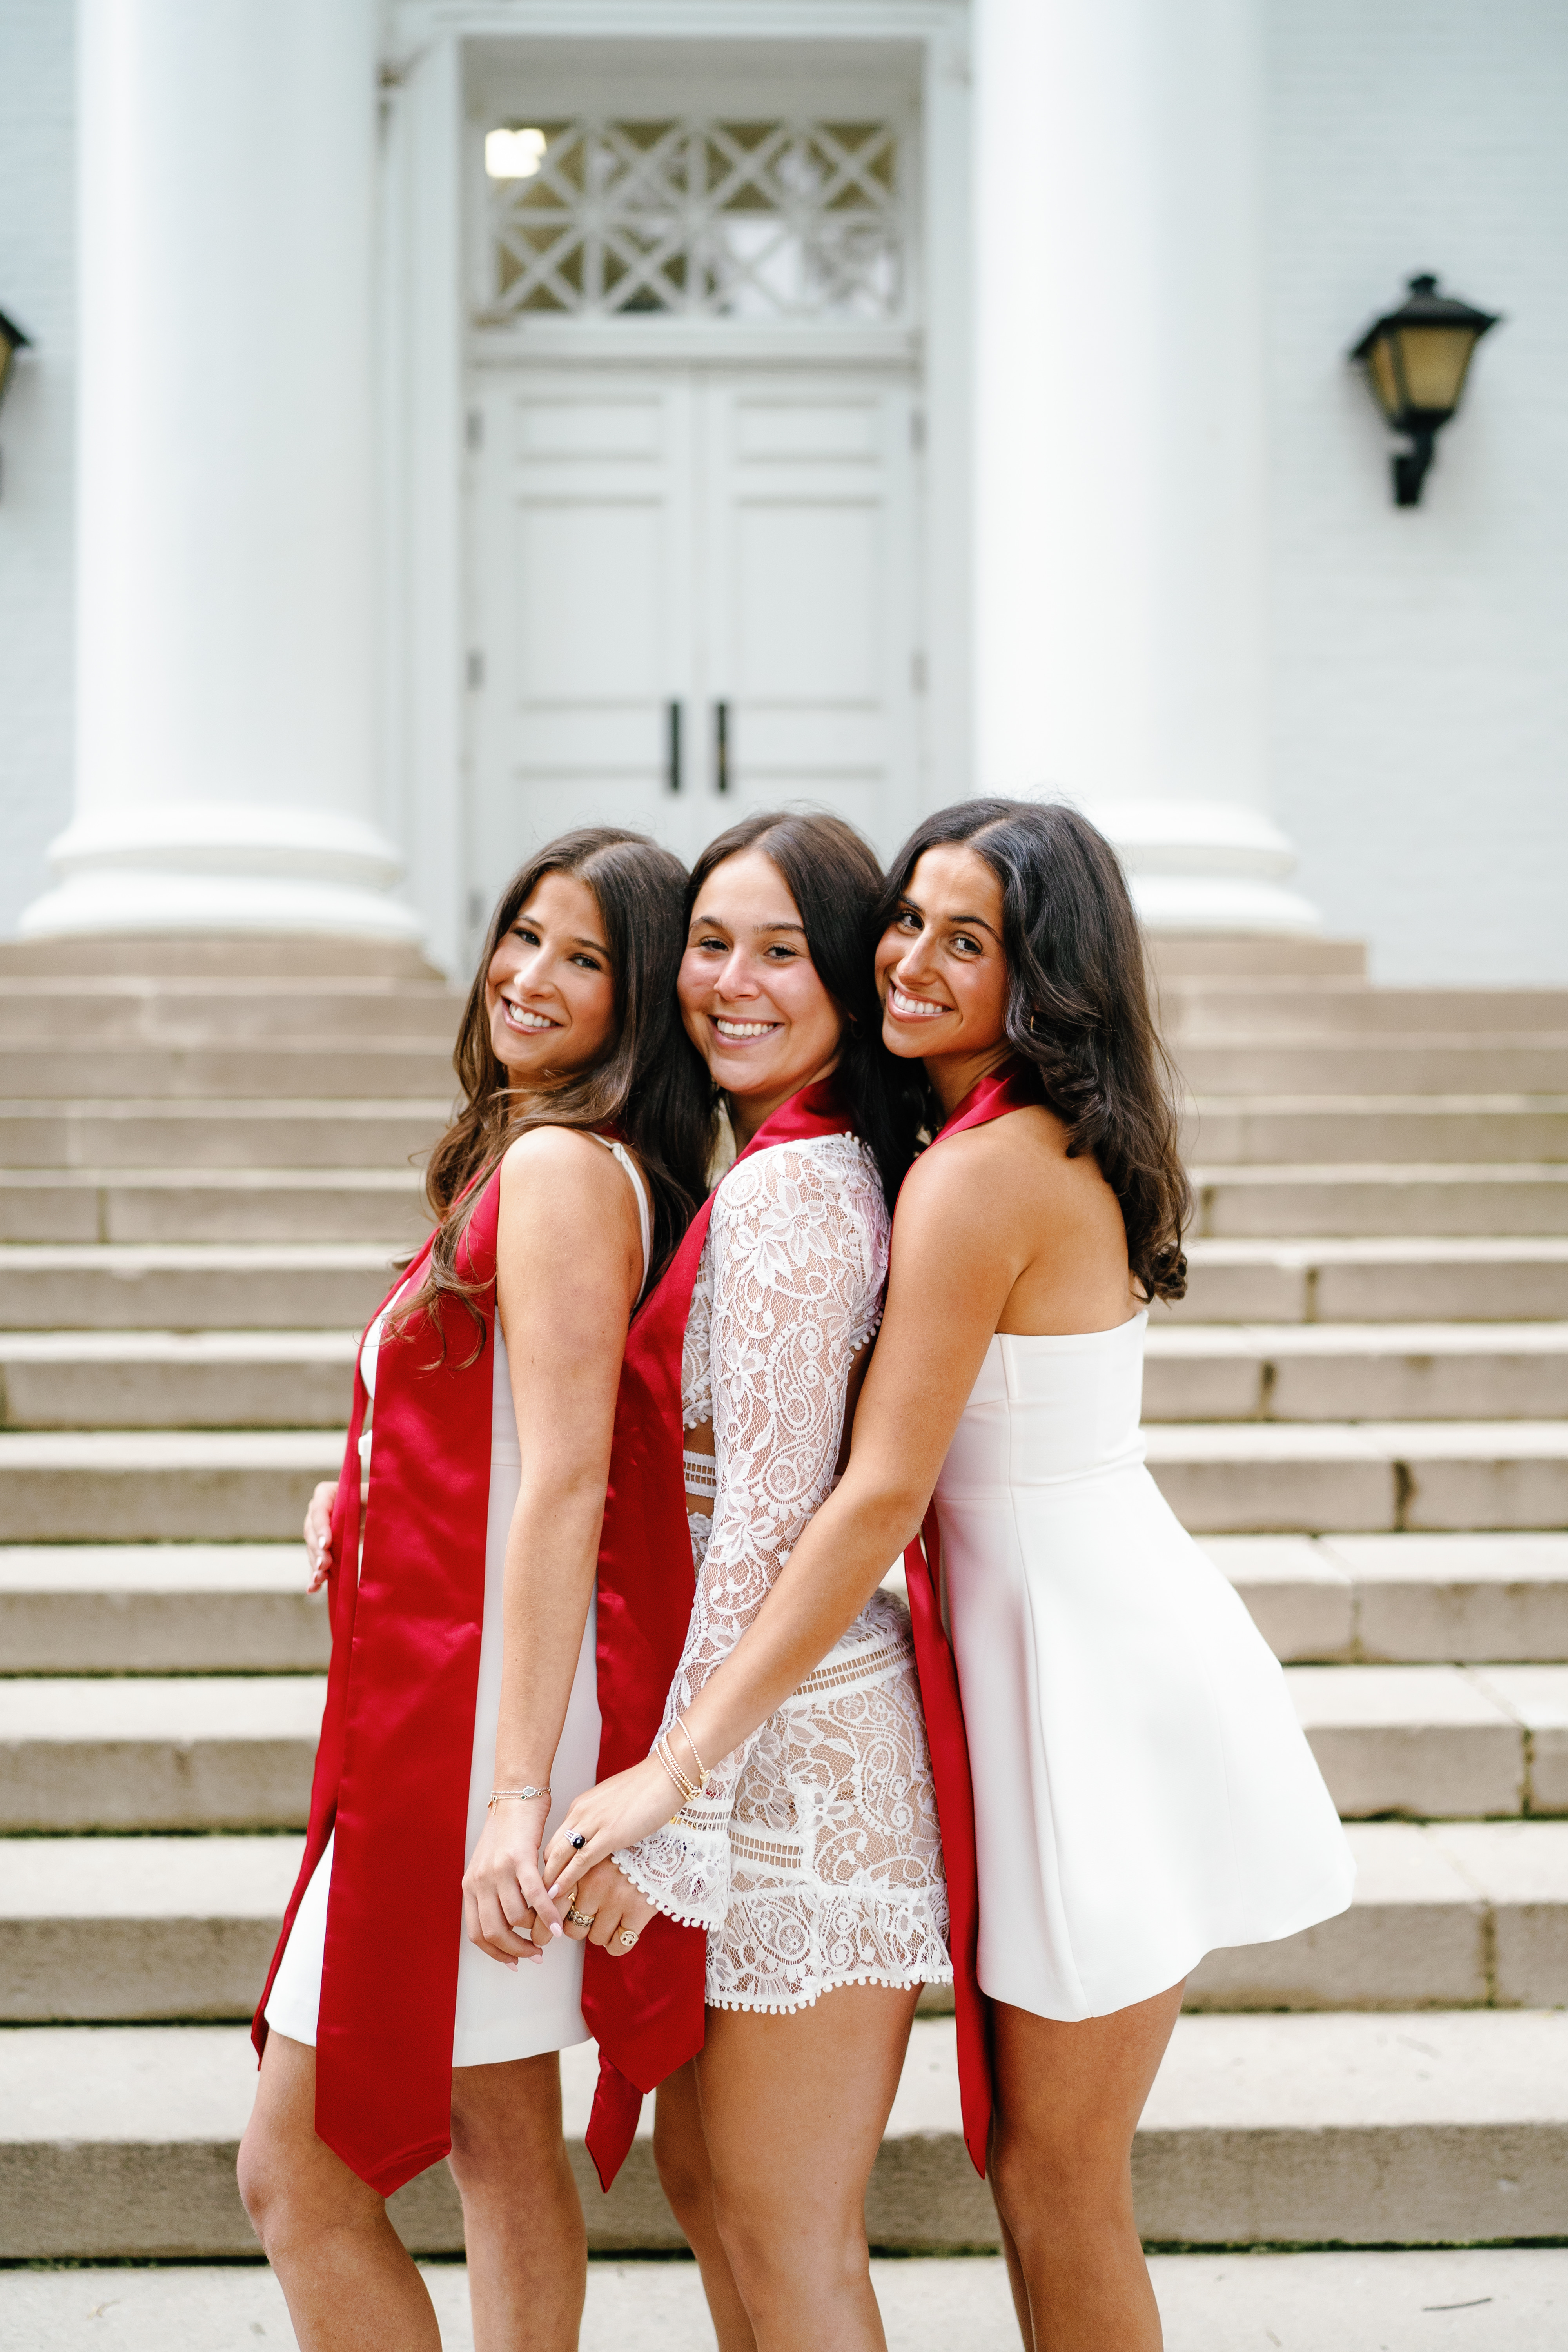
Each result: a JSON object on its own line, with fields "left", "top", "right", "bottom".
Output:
{"left": 0, "top": 0, "right": 74, "bottom": 940}
{"left": 1265, "top": 0, "right": 1568, "bottom": 981}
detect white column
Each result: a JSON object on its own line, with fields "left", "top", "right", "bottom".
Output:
{"left": 22, "top": 0, "right": 420, "bottom": 943}
{"left": 972, "top": 0, "right": 1318, "bottom": 933}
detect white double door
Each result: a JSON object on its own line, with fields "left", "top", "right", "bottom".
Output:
{"left": 468, "top": 364, "right": 922, "bottom": 907}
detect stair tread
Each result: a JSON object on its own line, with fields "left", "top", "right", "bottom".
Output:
{"left": 0, "top": 1543, "right": 309, "bottom": 1593}
{"left": 1146, "top": 1420, "right": 1568, "bottom": 1457}
{"left": 0, "top": 1676, "right": 326, "bottom": 1737}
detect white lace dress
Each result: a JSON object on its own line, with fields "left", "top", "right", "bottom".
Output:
{"left": 617, "top": 1134, "right": 952, "bottom": 2014}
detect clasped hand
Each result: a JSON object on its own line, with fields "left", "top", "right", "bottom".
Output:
{"left": 541, "top": 1755, "right": 684, "bottom": 1906}
{"left": 463, "top": 1793, "right": 655, "bottom": 1969}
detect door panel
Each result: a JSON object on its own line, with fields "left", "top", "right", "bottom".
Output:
{"left": 468, "top": 364, "right": 918, "bottom": 926}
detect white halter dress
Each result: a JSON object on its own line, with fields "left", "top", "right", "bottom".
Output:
{"left": 935, "top": 1311, "right": 1355, "bottom": 2020}
{"left": 265, "top": 1136, "right": 651, "bottom": 2067}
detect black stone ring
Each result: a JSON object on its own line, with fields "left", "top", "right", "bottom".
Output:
{"left": 569, "top": 1832, "right": 586, "bottom": 1851}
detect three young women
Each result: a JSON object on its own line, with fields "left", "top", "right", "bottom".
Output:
{"left": 549, "top": 799, "right": 1354, "bottom": 2352}
{"left": 238, "top": 828, "right": 708, "bottom": 2352}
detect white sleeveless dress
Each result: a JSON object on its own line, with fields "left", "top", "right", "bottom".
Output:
{"left": 935, "top": 1312, "right": 1355, "bottom": 2021}
{"left": 265, "top": 1136, "right": 652, "bottom": 2067}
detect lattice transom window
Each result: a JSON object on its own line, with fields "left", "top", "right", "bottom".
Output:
{"left": 482, "top": 118, "right": 905, "bottom": 322}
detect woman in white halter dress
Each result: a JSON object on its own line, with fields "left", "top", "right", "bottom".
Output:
{"left": 264, "top": 1132, "right": 652, "bottom": 2063}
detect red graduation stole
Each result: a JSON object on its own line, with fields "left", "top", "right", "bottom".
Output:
{"left": 901, "top": 1060, "right": 1040, "bottom": 2179}
{"left": 582, "top": 1078, "right": 856, "bottom": 2190}
{"left": 252, "top": 1173, "right": 503, "bottom": 2196}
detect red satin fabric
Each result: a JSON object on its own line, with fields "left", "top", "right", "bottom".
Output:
{"left": 252, "top": 1181, "right": 501, "bottom": 2196}
{"left": 900, "top": 1060, "right": 1041, "bottom": 2178}
{"left": 583, "top": 1080, "right": 856, "bottom": 2190}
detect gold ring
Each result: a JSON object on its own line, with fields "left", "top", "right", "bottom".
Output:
{"left": 565, "top": 1904, "right": 598, "bottom": 1929}
{"left": 617, "top": 1928, "right": 639, "bottom": 1949}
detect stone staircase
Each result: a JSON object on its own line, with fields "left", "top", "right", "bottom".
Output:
{"left": 2, "top": 930, "right": 1566, "bottom": 2263}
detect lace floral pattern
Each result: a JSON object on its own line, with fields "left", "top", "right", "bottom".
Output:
{"left": 619, "top": 1136, "right": 951, "bottom": 2012}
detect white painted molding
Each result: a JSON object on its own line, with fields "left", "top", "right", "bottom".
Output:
{"left": 20, "top": 800, "right": 424, "bottom": 940}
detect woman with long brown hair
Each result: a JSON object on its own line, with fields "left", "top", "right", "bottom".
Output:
{"left": 238, "top": 828, "right": 709, "bottom": 2352}
{"left": 550, "top": 800, "right": 1352, "bottom": 2351}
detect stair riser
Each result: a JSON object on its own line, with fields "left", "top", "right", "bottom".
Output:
{"left": 0, "top": 1183, "right": 428, "bottom": 1247}
{"left": 1161, "top": 989, "right": 1568, "bottom": 1036}
{"left": 1234, "top": 1575, "right": 1568, "bottom": 1667}
{"left": 0, "top": 1110, "right": 446, "bottom": 1171}
{"left": 1192, "top": 1176, "right": 1568, "bottom": 1238}
{"left": 0, "top": 994, "right": 460, "bottom": 1046}
{"left": 1145, "top": 1354, "right": 1568, "bottom": 1423}
{"left": 15, "top": 1351, "right": 1560, "bottom": 1431}
{"left": 0, "top": 1588, "right": 329, "bottom": 1673}
{"left": 0, "top": 1263, "right": 398, "bottom": 1329}
{"left": 1150, "top": 1455, "right": 1568, "bottom": 1534}
{"left": 1181, "top": 1047, "right": 1568, "bottom": 1093}
{"left": 5, "top": 2119, "right": 1562, "bottom": 2258}
{"left": 0, "top": 1466, "right": 326, "bottom": 1543}
{"left": 0, "top": 1361, "right": 355, "bottom": 1430}
{"left": 4, "top": 1722, "right": 1555, "bottom": 1834}
{"left": 13, "top": 1897, "right": 1565, "bottom": 2025}
{"left": 1177, "top": 1261, "right": 1568, "bottom": 1323}
{"left": 1184, "top": 1107, "right": 1568, "bottom": 1164}
{"left": 0, "top": 1049, "right": 457, "bottom": 1099}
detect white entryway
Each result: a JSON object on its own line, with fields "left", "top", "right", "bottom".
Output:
{"left": 467, "top": 361, "right": 920, "bottom": 889}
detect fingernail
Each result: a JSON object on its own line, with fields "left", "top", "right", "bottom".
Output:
{"left": 549, "top": 1922, "right": 564, "bottom": 1938}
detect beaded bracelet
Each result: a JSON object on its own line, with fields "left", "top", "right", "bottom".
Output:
{"left": 652, "top": 1733, "right": 700, "bottom": 1820}
{"left": 668, "top": 1717, "right": 710, "bottom": 1787}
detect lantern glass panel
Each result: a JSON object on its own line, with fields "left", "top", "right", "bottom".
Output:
{"left": 1392, "top": 324, "right": 1478, "bottom": 417}
{"left": 1367, "top": 336, "right": 1401, "bottom": 423}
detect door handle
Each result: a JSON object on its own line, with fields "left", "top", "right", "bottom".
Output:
{"left": 715, "top": 700, "right": 730, "bottom": 796}
{"left": 666, "top": 700, "right": 682, "bottom": 794}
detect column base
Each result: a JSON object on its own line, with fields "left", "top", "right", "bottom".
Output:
{"left": 1078, "top": 799, "right": 1321, "bottom": 937}
{"left": 18, "top": 803, "right": 424, "bottom": 945}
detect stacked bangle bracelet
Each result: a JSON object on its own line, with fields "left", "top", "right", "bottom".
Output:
{"left": 652, "top": 1718, "right": 711, "bottom": 1820}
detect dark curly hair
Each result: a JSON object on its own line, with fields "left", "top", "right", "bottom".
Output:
{"left": 877, "top": 799, "right": 1191, "bottom": 1302}
{"left": 688, "top": 810, "right": 923, "bottom": 1210}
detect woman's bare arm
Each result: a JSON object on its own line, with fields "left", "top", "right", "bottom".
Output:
{"left": 462, "top": 1126, "right": 644, "bottom": 1965}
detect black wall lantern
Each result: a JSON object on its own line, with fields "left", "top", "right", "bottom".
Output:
{"left": 0, "top": 307, "right": 32, "bottom": 413}
{"left": 1350, "top": 274, "right": 1500, "bottom": 507}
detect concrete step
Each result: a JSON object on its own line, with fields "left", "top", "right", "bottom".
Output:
{"left": 1161, "top": 980, "right": 1568, "bottom": 1037}
{"left": 0, "top": 1331, "right": 359, "bottom": 1428}
{"left": 5, "top": 1663, "right": 1560, "bottom": 1833}
{"left": 1147, "top": 936, "right": 1368, "bottom": 979}
{"left": 0, "top": 1043, "right": 457, "bottom": 1099}
{"left": 9, "top": 1822, "right": 1565, "bottom": 2026}
{"left": 0, "top": 934, "right": 445, "bottom": 981}
{"left": 0, "top": 976, "right": 460, "bottom": 1045}
{"left": 0, "top": 1676, "right": 325, "bottom": 1829}
{"left": 1147, "top": 1420, "right": 1568, "bottom": 1532}
{"left": 4, "top": 2009, "right": 1565, "bottom": 2255}
{"left": 15, "top": 1535, "right": 1565, "bottom": 1680}
{"left": 1183, "top": 1097, "right": 1568, "bottom": 1165}
{"left": 0, "top": 1100, "right": 449, "bottom": 1172}
{"left": 1146, "top": 1321, "right": 1568, "bottom": 1422}
{"left": 0, "top": 1430, "right": 340, "bottom": 1540}
{"left": 5, "top": 2251, "right": 1568, "bottom": 2352}
{"left": 1284, "top": 1663, "right": 1568, "bottom": 1819}
{"left": 2, "top": 1417, "right": 1561, "bottom": 1543}
{"left": 0, "top": 1546, "right": 327, "bottom": 1672}
{"left": 1178, "top": 1236, "right": 1568, "bottom": 1321}
{"left": 1180, "top": 1040, "right": 1568, "bottom": 1095}
{"left": 1209, "top": 1533, "right": 1568, "bottom": 1663}
{"left": 0, "top": 1242, "right": 404, "bottom": 1327}
{"left": 1189, "top": 1162, "right": 1568, "bottom": 1237}
{"left": 0, "top": 1173, "right": 428, "bottom": 1246}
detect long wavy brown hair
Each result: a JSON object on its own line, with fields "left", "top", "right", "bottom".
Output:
{"left": 396, "top": 827, "right": 711, "bottom": 1356}
{"left": 877, "top": 799, "right": 1191, "bottom": 1302}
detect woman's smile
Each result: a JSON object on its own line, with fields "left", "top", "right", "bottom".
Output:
{"left": 885, "top": 982, "right": 949, "bottom": 1023}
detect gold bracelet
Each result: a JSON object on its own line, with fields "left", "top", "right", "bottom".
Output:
{"left": 668, "top": 1717, "right": 710, "bottom": 1788}
{"left": 652, "top": 1733, "right": 699, "bottom": 1818}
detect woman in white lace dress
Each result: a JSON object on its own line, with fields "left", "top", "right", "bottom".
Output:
{"left": 543, "top": 813, "right": 949, "bottom": 2352}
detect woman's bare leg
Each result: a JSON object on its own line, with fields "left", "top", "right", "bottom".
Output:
{"left": 988, "top": 1983, "right": 1184, "bottom": 2352}
{"left": 653, "top": 2060, "right": 757, "bottom": 2352}
{"left": 238, "top": 2031, "right": 440, "bottom": 2352}
{"left": 448, "top": 2052, "right": 586, "bottom": 2352}
{"left": 695, "top": 1984, "right": 921, "bottom": 2352}
{"left": 995, "top": 2205, "right": 1036, "bottom": 2352}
